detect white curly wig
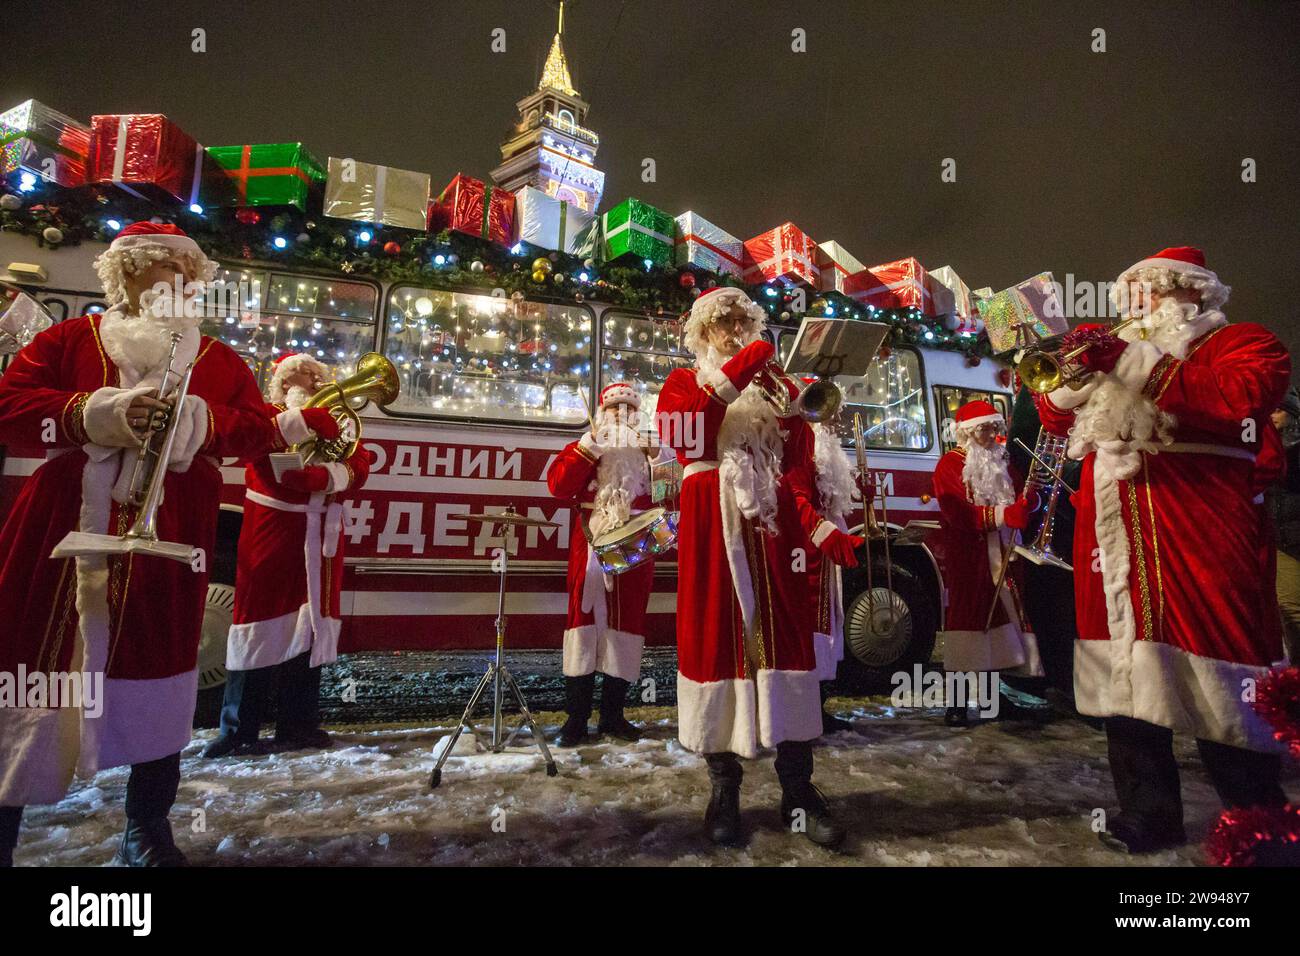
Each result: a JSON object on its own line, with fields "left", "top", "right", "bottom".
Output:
{"left": 682, "top": 286, "right": 767, "bottom": 357}
{"left": 93, "top": 232, "right": 218, "bottom": 307}
{"left": 1110, "top": 263, "right": 1231, "bottom": 315}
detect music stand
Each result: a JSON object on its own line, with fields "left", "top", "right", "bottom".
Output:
{"left": 429, "top": 507, "right": 558, "bottom": 787}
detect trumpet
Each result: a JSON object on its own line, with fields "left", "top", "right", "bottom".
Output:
{"left": 1016, "top": 316, "right": 1140, "bottom": 394}
{"left": 754, "top": 362, "right": 844, "bottom": 423}
{"left": 292, "top": 352, "right": 400, "bottom": 464}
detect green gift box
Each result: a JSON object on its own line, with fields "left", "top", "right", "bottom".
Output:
{"left": 600, "top": 197, "right": 675, "bottom": 266}
{"left": 204, "top": 142, "right": 325, "bottom": 210}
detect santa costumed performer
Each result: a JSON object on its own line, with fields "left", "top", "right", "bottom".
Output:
{"left": 656, "top": 287, "right": 863, "bottom": 847}
{"left": 203, "top": 353, "right": 372, "bottom": 758}
{"left": 0, "top": 222, "right": 273, "bottom": 866}
{"left": 546, "top": 382, "right": 659, "bottom": 746}
{"left": 932, "top": 401, "right": 1040, "bottom": 726}
{"left": 1035, "top": 246, "right": 1293, "bottom": 854}
{"left": 807, "top": 418, "right": 862, "bottom": 733}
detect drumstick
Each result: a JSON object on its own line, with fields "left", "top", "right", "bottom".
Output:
{"left": 577, "top": 388, "right": 598, "bottom": 434}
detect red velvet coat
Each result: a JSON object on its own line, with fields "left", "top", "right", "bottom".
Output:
{"left": 0, "top": 315, "right": 271, "bottom": 804}
{"left": 932, "top": 449, "right": 1040, "bottom": 674}
{"left": 656, "top": 348, "right": 834, "bottom": 757}
{"left": 545, "top": 436, "right": 655, "bottom": 682}
{"left": 1036, "top": 322, "right": 1290, "bottom": 750}
{"left": 227, "top": 402, "right": 372, "bottom": 672}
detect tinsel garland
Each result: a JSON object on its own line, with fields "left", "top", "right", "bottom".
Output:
{"left": 1205, "top": 803, "right": 1300, "bottom": 867}
{"left": 1254, "top": 665, "right": 1300, "bottom": 759}
{"left": 0, "top": 185, "right": 988, "bottom": 357}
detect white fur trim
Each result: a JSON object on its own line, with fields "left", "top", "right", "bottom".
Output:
{"left": 323, "top": 461, "right": 351, "bottom": 494}
{"left": 675, "top": 669, "right": 821, "bottom": 758}
{"left": 577, "top": 430, "right": 602, "bottom": 458}
{"left": 97, "top": 670, "right": 198, "bottom": 768}
{"left": 811, "top": 520, "right": 835, "bottom": 547}
{"left": 562, "top": 624, "right": 600, "bottom": 677}
{"left": 82, "top": 385, "right": 152, "bottom": 448}
{"left": 1074, "top": 640, "right": 1287, "bottom": 752}
{"left": 957, "top": 412, "right": 1001, "bottom": 428}
{"left": 941, "top": 623, "right": 1041, "bottom": 674}
{"left": 275, "top": 408, "right": 311, "bottom": 446}
{"left": 994, "top": 505, "right": 1007, "bottom": 528}
{"left": 167, "top": 394, "right": 208, "bottom": 472}
{"left": 562, "top": 625, "right": 644, "bottom": 682}
{"left": 599, "top": 382, "right": 640, "bottom": 410}
{"left": 227, "top": 605, "right": 341, "bottom": 671}
{"left": 1111, "top": 339, "right": 1163, "bottom": 392}
{"left": 110, "top": 232, "right": 204, "bottom": 258}
{"left": 812, "top": 630, "right": 843, "bottom": 682}
{"left": 700, "top": 366, "right": 741, "bottom": 403}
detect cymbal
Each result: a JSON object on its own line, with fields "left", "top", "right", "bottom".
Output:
{"left": 447, "top": 510, "right": 560, "bottom": 529}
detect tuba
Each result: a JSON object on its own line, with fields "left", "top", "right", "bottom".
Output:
{"left": 754, "top": 362, "right": 844, "bottom": 423}
{"left": 291, "top": 352, "right": 400, "bottom": 464}
{"left": 1016, "top": 316, "right": 1140, "bottom": 394}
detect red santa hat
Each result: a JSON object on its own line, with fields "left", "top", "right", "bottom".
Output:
{"left": 955, "top": 399, "right": 1002, "bottom": 430}
{"left": 682, "top": 286, "right": 766, "bottom": 356}
{"left": 93, "top": 221, "right": 217, "bottom": 306}
{"left": 1113, "top": 245, "right": 1230, "bottom": 311}
{"left": 599, "top": 382, "right": 640, "bottom": 411}
{"left": 268, "top": 351, "right": 329, "bottom": 403}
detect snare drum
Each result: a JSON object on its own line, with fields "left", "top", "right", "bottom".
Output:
{"left": 590, "top": 506, "right": 679, "bottom": 575}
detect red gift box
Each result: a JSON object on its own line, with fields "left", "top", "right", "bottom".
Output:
{"left": 428, "top": 173, "right": 516, "bottom": 245}
{"left": 88, "top": 114, "right": 211, "bottom": 206}
{"left": 742, "top": 222, "right": 820, "bottom": 287}
{"left": 845, "top": 257, "right": 935, "bottom": 314}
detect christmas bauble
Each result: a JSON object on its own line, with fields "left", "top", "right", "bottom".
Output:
{"left": 470, "top": 260, "right": 485, "bottom": 273}
{"left": 383, "top": 241, "right": 401, "bottom": 255}
{"left": 943, "top": 313, "right": 962, "bottom": 332}
{"left": 333, "top": 234, "right": 347, "bottom": 248}
{"left": 532, "top": 269, "right": 547, "bottom": 282}
{"left": 296, "top": 232, "right": 310, "bottom": 243}
{"left": 679, "top": 272, "right": 696, "bottom": 289}
{"left": 575, "top": 292, "right": 585, "bottom": 303}
{"left": 691, "top": 288, "right": 701, "bottom": 298}
{"left": 0, "top": 194, "right": 22, "bottom": 211}
{"left": 780, "top": 311, "right": 791, "bottom": 320}
{"left": 235, "top": 208, "right": 261, "bottom": 225}
{"left": 582, "top": 258, "right": 595, "bottom": 270}
{"left": 531, "top": 257, "right": 553, "bottom": 275}
{"left": 42, "top": 226, "right": 63, "bottom": 244}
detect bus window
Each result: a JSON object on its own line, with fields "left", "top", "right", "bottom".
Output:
{"left": 599, "top": 310, "right": 692, "bottom": 426}
{"left": 934, "top": 385, "right": 1012, "bottom": 453}
{"left": 201, "top": 267, "right": 379, "bottom": 392}
{"left": 834, "top": 347, "right": 931, "bottom": 452}
{"left": 384, "top": 287, "right": 594, "bottom": 427}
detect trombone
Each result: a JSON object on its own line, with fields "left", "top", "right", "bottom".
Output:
{"left": 853, "top": 413, "right": 895, "bottom": 634}
{"left": 1016, "top": 315, "right": 1140, "bottom": 394}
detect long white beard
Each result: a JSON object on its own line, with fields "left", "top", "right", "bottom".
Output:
{"left": 99, "top": 305, "right": 200, "bottom": 377}
{"left": 960, "top": 441, "right": 1016, "bottom": 506}
{"left": 697, "top": 347, "right": 783, "bottom": 532}
{"left": 1120, "top": 297, "right": 1227, "bottom": 359}
{"left": 813, "top": 422, "right": 855, "bottom": 520}
{"left": 591, "top": 443, "right": 648, "bottom": 539}
{"left": 284, "top": 385, "right": 313, "bottom": 409}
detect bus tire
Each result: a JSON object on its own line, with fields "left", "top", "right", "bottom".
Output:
{"left": 834, "top": 560, "right": 938, "bottom": 694}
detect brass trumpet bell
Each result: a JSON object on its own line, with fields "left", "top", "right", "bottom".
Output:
{"left": 755, "top": 362, "right": 844, "bottom": 422}
{"left": 294, "top": 352, "right": 400, "bottom": 463}
{"left": 1015, "top": 315, "right": 1141, "bottom": 395}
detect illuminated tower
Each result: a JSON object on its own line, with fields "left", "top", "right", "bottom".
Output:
{"left": 490, "top": 1, "right": 606, "bottom": 213}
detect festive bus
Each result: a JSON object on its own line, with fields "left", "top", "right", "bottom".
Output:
{"left": 0, "top": 229, "right": 1013, "bottom": 712}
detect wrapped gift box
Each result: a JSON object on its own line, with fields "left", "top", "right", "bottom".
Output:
{"left": 1, "top": 99, "right": 90, "bottom": 189}
{"left": 88, "top": 113, "right": 210, "bottom": 206}
{"left": 815, "top": 240, "right": 865, "bottom": 293}
{"left": 599, "top": 197, "right": 675, "bottom": 266}
{"left": 845, "top": 257, "right": 933, "bottom": 313}
{"left": 742, "top": 222, "right": 819, "bottom": 287}
{"left": 323, "top": 157, "right": 430, "bottom": 230}
{"left": 674, "top": 211, "right": 743, "bottom": 278}
{"left": 205, "top": 142, "right": 325, "bottom": 211}
{"left": 925, "top": 265, "right": 976, "bottom": 319}
{"left": 428, "top": 173, "right": 516, "bottom": 245}
{"left": 976, "top": 272, "right": 1068, "bottom": 353}
{"left": 511, "top": 185, "right": 590, "bottom": 253}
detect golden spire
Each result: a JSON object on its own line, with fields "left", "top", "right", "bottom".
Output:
{"left": 538, "top": 1, "right": 578, "bottom": 96}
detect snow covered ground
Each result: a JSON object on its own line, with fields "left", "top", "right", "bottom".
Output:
{"left": 14, "top": 698, "right": 1294, "bottom": 866}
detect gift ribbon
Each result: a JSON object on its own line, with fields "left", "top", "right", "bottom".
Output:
{"left": 373, "top": 165, "right": 388, "bottom": 222}
{"left": 675, "top": 231, "right": 744, "bottom": 268}
{"left": 603, "top": 215, "right": 671, "bottom": 247}
{"left": 225, "top": 144, "right": 315, "bottom": 202}
{"left": 480, "top": 184, "right": 497, "bottom": 240}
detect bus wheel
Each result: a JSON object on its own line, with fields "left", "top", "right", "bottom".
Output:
{"left": 193, "top": 582, "right": 234, "bottom": 729}
{"left": 835, "top": 562, "right": 937, "bottom": 693}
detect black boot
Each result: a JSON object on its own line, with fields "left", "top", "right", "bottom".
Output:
{"left": 273, "top": 652, "right": 332, "bottom": 750}
{"left": 776, "top": 740, "right": 844, "bottom": 848}
{"left": 556, "top": 674, "right": 596, "bottom": 747}
{"left": 596, "top": 676, "right": 642, "bottom": 741}
{"left": 112, "top": 818, "right": 188, "bottom": 867}
{"left": 0, "top": 806, "right": 21, "bottom": 867}
{"left": 704, "top": 752, "right": 743, "bottom": 846}
{"left": 205, "top": 665, "right": 272, "bottom": 757}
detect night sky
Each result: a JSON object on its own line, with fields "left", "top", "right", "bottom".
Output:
{"left": 5, "top": 0, "right": 1299, "bottom": 360}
